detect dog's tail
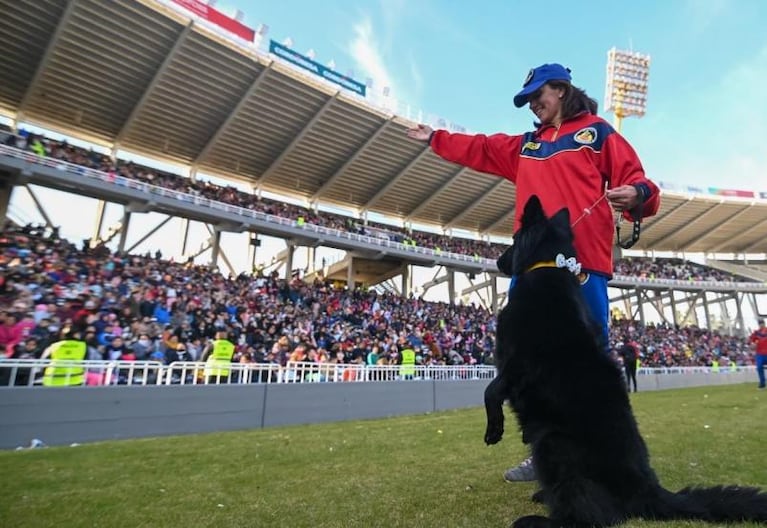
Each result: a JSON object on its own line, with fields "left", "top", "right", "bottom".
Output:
{"left": 648, "top": 485, "right": 767, "bottom": 522}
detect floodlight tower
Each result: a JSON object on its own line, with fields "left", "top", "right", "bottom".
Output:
{"left": 604, "top": 47, "right": 650, "bottom": 133}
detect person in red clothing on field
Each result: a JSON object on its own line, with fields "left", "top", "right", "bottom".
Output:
{"left": 750, "top": 318, "right": 767, "bottom": 389}
{"left": 407, "top": 63, "right": 661, "bottom": 482}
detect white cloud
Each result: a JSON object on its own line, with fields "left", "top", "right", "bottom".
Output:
{"left": 349, "top": 16, "right": 396, "bottom": 95}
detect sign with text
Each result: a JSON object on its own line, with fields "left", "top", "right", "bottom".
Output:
{"left": 269, "top": 40, "right": 366, "bottom": 96}
{"left": 171, "top": 0, "right": 255, "bottom": 42}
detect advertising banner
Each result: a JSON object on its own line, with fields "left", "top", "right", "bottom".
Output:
{"left": 171, "top": 0, "right": 255, "bottom": 42}
{"left": 269, "top": 40, "right": 366, "bottom": 96}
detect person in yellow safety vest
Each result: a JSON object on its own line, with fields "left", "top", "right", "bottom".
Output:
{"left": 40, "top": 331, "right": 87, "bottom": 387}
{"left": 399, "top": 345, "right": 416, "bottom": 380}
{"left": 201, "top": 331, "right": 235, "bottom": 384}
{"left": 711, "top": 359, "right": 720, "bottom": 373}
{"left": 30, "top": 138, "right": 46, "bottom": 157}
{"left": 296, "top": 216, "right": 305, "bottom": 227}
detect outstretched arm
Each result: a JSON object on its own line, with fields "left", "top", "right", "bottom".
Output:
{"left": 407, "top": 124, "right": 522, "bottom": 182}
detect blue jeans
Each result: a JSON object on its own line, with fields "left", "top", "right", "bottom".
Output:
{"left": 757, "top": 355, "right": 766, "bottom": 388}
{"left": 509, "top": 273, "right": 610, "bottom": 353}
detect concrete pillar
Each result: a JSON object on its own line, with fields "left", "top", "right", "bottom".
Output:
{"left": 347, "top": 256, "right": 355, "bottom": 290}
{"left": 735, "top": 293, "right": 745, "bottom": 337}
{"left": 210, "top": 229, "right": 222, "bottom": 269}
{"left": 703, "top": 292, "right": 712, "bottom": 330}
{"left": 117, "top": 210, "right": 131, "bottom": 254}
{"left": 0, "top": 176, "right": 14, "bottom": 230}
{"left": 285, "top": 244, "right": 295, "bottom": 280}
{"left": 637, "top": 288, "right": 645, "bottom": 325}
{"left": 401, "top": 264, "right": 411, "bottom": 297}
{"left": 447, "top": 270, "right": 455, "bottom": 304}
{"left": 669, "top": 290, "right": 678, "bottom": 327}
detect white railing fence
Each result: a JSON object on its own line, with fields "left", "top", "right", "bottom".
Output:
{"left": 0, "top": 359, "right": 756, "bottom": 388}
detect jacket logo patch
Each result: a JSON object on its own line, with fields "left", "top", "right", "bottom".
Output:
{"left": 573, "top": 127, "right": 597, "bottom": 145}
{"left": 523, "top": 141, "right": 541, "bottom": 151}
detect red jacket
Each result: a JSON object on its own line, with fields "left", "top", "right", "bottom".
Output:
{"left": 751, "top": 328, "right": 767, "bottom": 355}
{"left": 430, "top": 113, "right": 660, "bottom": 276}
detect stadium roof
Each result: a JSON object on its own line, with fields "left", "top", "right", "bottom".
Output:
{"left": 1, "top": 0, "right": 766, "bottom": 255}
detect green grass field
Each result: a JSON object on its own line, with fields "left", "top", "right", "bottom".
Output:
{"left": 1, "top": 384, "right": 765, "bottom": 527}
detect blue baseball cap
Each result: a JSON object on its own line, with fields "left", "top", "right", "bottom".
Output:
{"left": 513, "top": 63, "right": 572, "bottom": 108}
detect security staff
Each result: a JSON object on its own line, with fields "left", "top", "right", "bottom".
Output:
{"left": 202, "top": 331, "right": 235, "bottom": 384}
{"left": 40, "top": 330, "right": 87, "bottom": 387}
{"left": 399, "top": 345, "right": 416, "bottom": 380}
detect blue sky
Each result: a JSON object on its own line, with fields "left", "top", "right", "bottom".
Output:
{"left": 218, "top": 0, "right": 767, "bottom": 191}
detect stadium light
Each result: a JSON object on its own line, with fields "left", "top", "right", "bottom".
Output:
{"left": 604, "top": 47, "right": 650, "bottom": 133}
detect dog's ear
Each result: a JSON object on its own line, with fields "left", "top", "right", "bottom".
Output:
{"left": 550, "top": 207, "right": 574, "bottom": 240}
{"left": 550, "top": 207, "right": 571, "bottom": 228}
{"left": 521, "top": 195, "right": 545, "bottom": 226}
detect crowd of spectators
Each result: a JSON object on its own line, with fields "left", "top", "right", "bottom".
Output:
{"left": 0, "top": 224, "right": 496, "bottom": 374}
{"left": 0, "top": 223, "right": 761, "bottom": 378}
{"left": 614, "top": 257, "right": 737, "bottom": 282}
{"left": 1, "top": 129, "right": 756, "bottom": 282}
{"left": 610, "top": 318, "right": 754, "bottom": 368}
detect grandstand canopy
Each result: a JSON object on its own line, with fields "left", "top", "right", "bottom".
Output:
{"left": 1, "top": 0, "right": 766, "bottom": 254}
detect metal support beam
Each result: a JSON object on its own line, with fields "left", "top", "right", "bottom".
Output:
{"left": 186, "top": 240, "right": 213, "bottom": 261}
{"left": 401, "top": 263, "right": 412, "bottom": 297}
{"left": 92, "top": 200, "right": 106, "bottom": 246}
{"left": 347, "top": 255, "right": 355, "bottom": 290}
{"left": 201, "top": 224, "right": 236, "bottom": 277}
{"left": 180, "top": 219, "right": 191, "bottom": 257}
{"left": 118, "top": 210, "right": 131, "bottom": 254}
{"left": 17, "top": 0, "right": 78, "bottom": 115}
{"left": 650, "top": 201, "right": 726, "bottom": 249}
{"left": 311, "top": 118, "right": 393, "bottom": 202}
{"left": 24, "top": 185, "right": 54, "bottom": 228}
{"left": 285, "top": 243, "right": 295, "bottom": 280}
{"left": 126, "top": 216, "right": 172, "bottom": 254}
{"left": 445, "top": 179, "right": 506, "bottom": 230}
{"left": 209, "top": 229, "right": 222, "bottom": 269}
{"left": 734, "top": 217, "right": 767, "bottom": 253}
{"left": 421, "top": 268, "right": 448, "bottom": 292}
{"left": 363, "top": 145, "right": 432, "bottom": 210}
{"left": 114, "top": 22, "right": 195, "bottom": 146}
{"left": 461, "top": 276, "right": 495, "bottom": 296}
{"left": 0, "top": 178, "right": 14, "bottom": 229}
{"left": 680, "top": 205, "right": 753, "bottom": 250}
{"left": 193, "top": 63, "right": 273, "bottom": 165}
{"left": 405, "top": 167, "right": 470, "bottom": 221}
{"left": 254, "top": 92, "right": 340, "bottom": 188}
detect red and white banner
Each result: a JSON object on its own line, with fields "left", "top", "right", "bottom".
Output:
{"left": 170, "top": 0, "right": 255, "bottom": 42}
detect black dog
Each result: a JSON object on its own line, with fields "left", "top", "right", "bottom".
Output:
{"left": 485, "top": 195, "right": 767, "bottom": 527}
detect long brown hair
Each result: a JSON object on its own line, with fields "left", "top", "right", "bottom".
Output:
{"left": 533, "top": 81, "right": 599, "bottom": 128}
{"left": 548, "top": 80, "right": 598, "bottom": 119}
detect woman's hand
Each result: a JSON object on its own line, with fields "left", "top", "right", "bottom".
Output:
{"left": 607, "top": 185, "right": 640, "bottom": 213}
{"left": 406, "top": 124, "right": 434, "bottom": 142}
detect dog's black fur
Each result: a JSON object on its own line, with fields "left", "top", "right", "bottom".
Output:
{"left": 485, "top": 195, "right": 767, "bottom": 528}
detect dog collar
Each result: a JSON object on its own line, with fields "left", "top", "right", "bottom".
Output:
{"left": 525, "top": 260, "right": 558, "bottom": 272}
{"left": 525, "top": 253, "right": 582, "bottom": 275}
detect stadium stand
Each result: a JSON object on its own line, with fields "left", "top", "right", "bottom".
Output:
{"left": 0, "top": 221, "right": 760, "bottom": 391}
{"left": 2, "top": 130, "right": 758, "bottom": 283}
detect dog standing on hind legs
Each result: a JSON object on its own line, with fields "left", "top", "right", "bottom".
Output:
{"left": 484, "top": 195, "right": 767, "bottom": 528}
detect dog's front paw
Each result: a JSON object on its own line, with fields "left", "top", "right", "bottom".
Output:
{"left": 484, "top": 421, "right": 504, "bottom": 445}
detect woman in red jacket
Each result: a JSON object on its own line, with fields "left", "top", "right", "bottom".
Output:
{"left": 407, "top": 63, "right": 661, "bottom": 482}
